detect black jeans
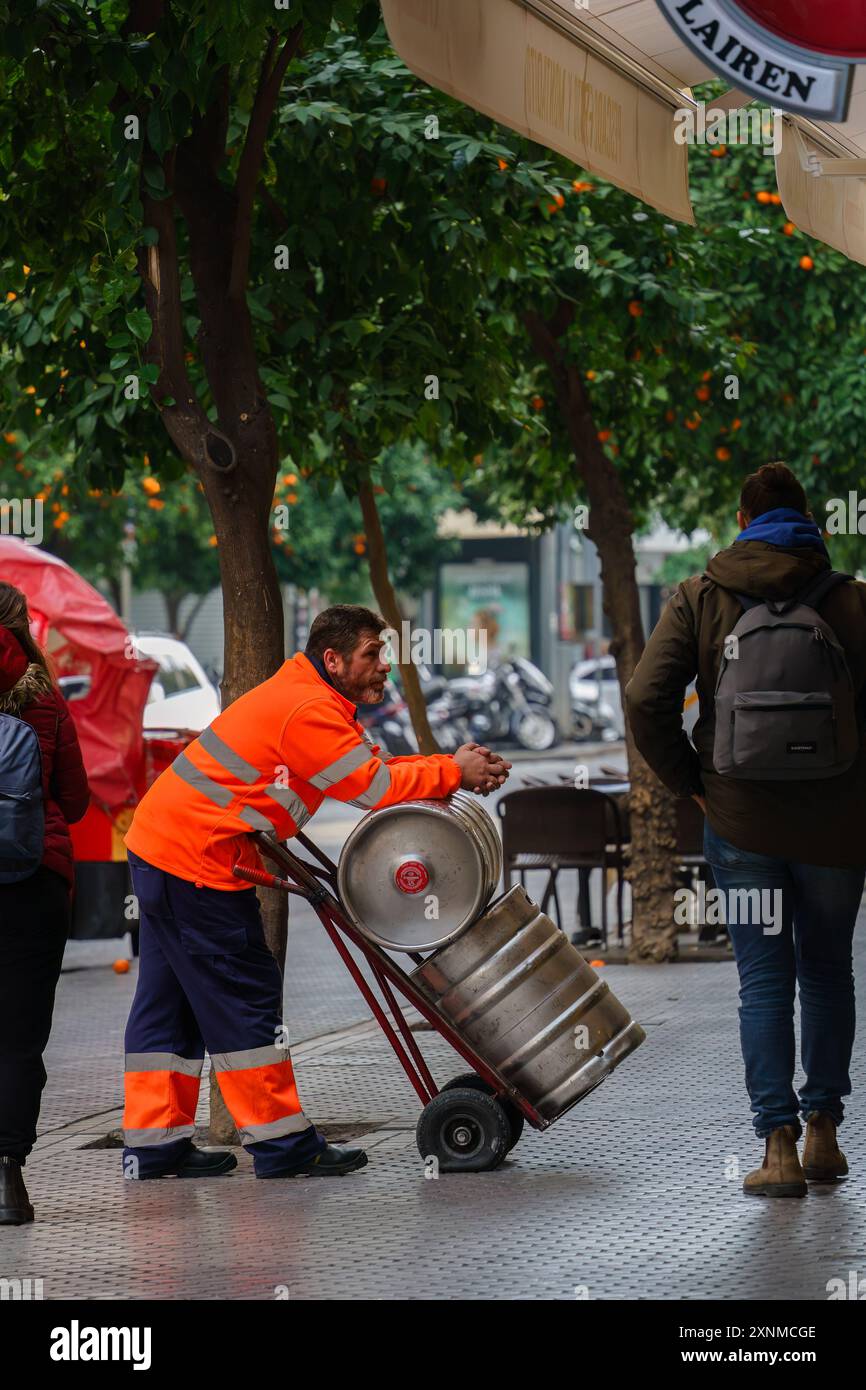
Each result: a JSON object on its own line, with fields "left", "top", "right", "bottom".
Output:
{"left": 0, "top": 867, "right": 70, "bottom": 1163}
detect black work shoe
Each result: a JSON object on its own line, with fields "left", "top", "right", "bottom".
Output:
{"left": 137, "top": 1146, "right": 238, "bottom": 1179}
{"left": 263, "top": 1143, "right": 369, "bottom": 1178}
{"left": 0, "top": 1157, "right": 34, "bottom": 1225}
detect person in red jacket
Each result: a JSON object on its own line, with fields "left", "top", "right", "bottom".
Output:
{"left": 0, "top": 582, "right": 90, "bottom": 1225}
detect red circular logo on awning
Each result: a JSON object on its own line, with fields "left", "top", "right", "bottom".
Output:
{"left": 738, "top": 1, "right": 866, "bottom": 59}
{"left": 395, "top": 860, "right": 429, "bottom": 894}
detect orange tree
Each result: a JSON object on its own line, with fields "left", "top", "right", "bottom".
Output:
{"left": 462, "top": 106, "right": 866, "bottom": 957}
{"left": 270, "top": 443, "right": 461, "bottom": 608}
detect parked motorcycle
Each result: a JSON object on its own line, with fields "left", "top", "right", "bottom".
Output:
{"left": 357, "top": 672, "right": 470, "bottom": 757}
{"left": 448, "top": 656, "right": 559, "bottom": 752}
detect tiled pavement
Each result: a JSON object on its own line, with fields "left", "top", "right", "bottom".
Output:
{"left": 4, "top": 908, "right": 865, "bottom": 1300}
{"left": 3, "top": 766, "right": 866, "bottom": 1300}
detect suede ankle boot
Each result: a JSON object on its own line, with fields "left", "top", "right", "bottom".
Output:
{"left": 803, "top": 1112, "right": 848, "bottom": 1183}
{"left": 742, "top": 1125, "right": 807, "bottom": 1198}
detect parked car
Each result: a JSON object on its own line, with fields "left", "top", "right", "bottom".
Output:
{"left": 133, "top": 633, "right": 221, "bottom": 733}
{"left": 569, "top": 655, "right": 624, "bottom": 741}
{"left": 570, "top": 654, "right": 699, "bottom": 744}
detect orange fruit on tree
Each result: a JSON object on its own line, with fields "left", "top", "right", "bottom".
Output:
{"left": 695, "top": 385, "right": 710, "bottom": 402}
{"left": 769, "top": 193, "right": 782, "bottom": 205}
{"left": 497, "top": 158, "right": 508, "bottom": 171}
{"left": 585, "top": 370, "right": 596, "bottom": 380}
{"left": 716, "top": 446, "right": 731, "bottom": 461}
{"left": 597, "top": 429, "right": 612, "bottom": 443}
{"left": 701, "top": 370, "right": 712, "bottom": 381}
{"left": 783, "top": 222, "right": 796, "bottom": 235}
{"left": 799, "top": 255, "right": 814, "bottom": 270}
{"left": 531, "top": 395, "right": 545, "bottom": 410}
{"left": 665, "top": 409, "right": 675, "bottom": 423}
{"left": 627, "top": 300, "right": 642, "bottom": 317}
{"left": 710, "top": 146, "right": 727, "bottom": 158}
{"left": 756, "top": 190, "right": 772, "bottom": 204}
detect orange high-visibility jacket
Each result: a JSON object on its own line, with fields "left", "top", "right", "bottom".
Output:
{"left": 126, "top": 652, "right": 461, "bottom": 889}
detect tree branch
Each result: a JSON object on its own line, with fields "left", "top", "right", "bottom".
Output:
{"left": 138, "top": 157, "right": 237, "bottom": 474}
{"left": 228, "top": 23, "right": 303, "bottom": 300}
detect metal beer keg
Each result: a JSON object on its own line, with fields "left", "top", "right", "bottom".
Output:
{"left": 336, "top": 791, "right": 502, "bottom": 952}
{"left": 413, "top": 884, "right": 646, "bottom": 1121}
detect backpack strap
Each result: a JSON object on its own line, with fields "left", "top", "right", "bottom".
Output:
{"left": 734, "top": 571, "right": 853, "bottom": 617}
{"left": 792, "top": 569, "right": 853, "bottom": 612}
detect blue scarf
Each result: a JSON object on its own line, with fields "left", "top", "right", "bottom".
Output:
{"left": 735, "top": 507, "right": 828, "bottom": 555}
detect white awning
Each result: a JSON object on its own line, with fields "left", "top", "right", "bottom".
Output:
{"left": 380, "top": 0, "right": 696, "bottom": 223}
{"left": 380, "top": 0, "right": 866, "bottom": 265}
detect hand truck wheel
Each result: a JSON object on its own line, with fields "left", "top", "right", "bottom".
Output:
{"left": 441, "top": 1072, "right": 525, "bottom": 1151}
{"left": 416, "top": 1087, "right": 511, "bottom": 1173}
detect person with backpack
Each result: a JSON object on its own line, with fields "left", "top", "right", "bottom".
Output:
{"left": 0, "top": 583, "right": 90, "bottom": 1225}
{"left": 625, "top": 462, "right": 866, "bottom": 1199}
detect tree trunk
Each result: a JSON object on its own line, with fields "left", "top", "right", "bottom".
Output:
{"left": 523, "top": 303, "right": 679, "bottom": 961}
{"left": 358, "top": 477, "right": 440, "bottom": 755}
{"left": 177, "top": 591, "right": 209, "bottom": 645}
{"left": 163, "top": 590, "right": 182, "bottom": 637}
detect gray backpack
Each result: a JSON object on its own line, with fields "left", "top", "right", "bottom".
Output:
{"left": 712, "top": 570, "right": 858, "bottom": 781}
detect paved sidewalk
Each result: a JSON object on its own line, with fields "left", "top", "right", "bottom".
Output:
{"left": 3, "top": 903, "right": 865, "bottom": 1300}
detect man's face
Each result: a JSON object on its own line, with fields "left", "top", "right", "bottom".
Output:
{"left": 323, "top": 630, "right": 391, "bottom": 705}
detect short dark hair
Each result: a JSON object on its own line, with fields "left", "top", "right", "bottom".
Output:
{"left": 740, "top": 462, "right": 808, "bottom": 522}
{"left": 305, "top": 604, "right": 386, "bottom": 661}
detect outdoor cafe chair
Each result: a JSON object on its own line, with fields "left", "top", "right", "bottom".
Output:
{"left": 496, "top": 786, "right": 626, "bottom": 945}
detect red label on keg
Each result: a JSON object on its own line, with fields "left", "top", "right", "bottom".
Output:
{"left": 395, "top": 860, "right": 429, "bottom": 894}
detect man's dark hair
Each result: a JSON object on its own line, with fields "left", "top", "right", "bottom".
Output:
{"left": 740, "top": 462, "right": 808, "bottom": 521}
{"left": 305, "top": 604, "right": 386, "bottom": 661}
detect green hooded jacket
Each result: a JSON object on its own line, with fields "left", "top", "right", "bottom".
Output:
{"left": 625, "top": 540, "right": 866, "bottom": 867}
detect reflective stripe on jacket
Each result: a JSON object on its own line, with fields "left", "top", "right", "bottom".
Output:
{"left": 125, "top": 651, "right": 461, "bottom": 887}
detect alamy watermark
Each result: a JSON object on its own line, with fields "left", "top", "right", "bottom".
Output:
{"left": 380, "top": 623, "right": 487, "bottom": 672}
{"left": 674, "top": 102, "right": 782, "bottom": 157}
{"left": 674, "top": 883, "right": 783, "bottom": 935}
{"left": 0, "top": 497, "right": 43, "bottom": 544}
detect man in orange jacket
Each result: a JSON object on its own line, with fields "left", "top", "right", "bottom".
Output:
{"left": 122, "top": 604, "right": 510, "bottom": 1181}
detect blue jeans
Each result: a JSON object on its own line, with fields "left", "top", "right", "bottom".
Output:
{"left": 703, "top": 822, "right": 863, "bottom": 1139}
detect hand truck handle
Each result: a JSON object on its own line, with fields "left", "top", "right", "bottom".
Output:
{"left": 233, "top": 862, "right": 324, "bottom": 903}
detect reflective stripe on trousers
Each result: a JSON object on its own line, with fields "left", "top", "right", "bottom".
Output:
{"left": 210, "top": 1045, "right": 312, "bottom": 1144}
{"left": 123, "top": 1053, "right": 203, "bottom": 1147}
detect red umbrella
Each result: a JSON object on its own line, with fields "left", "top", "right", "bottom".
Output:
{"left": 0, "top": 537, "right": 156, "bottom": 809}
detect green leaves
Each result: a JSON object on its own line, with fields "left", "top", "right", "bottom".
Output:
{"left": 125, "top": 309, "right": 152, "bottom": 343}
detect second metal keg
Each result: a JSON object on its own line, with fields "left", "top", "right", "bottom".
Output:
{"left": 336, "top": 791, "right": 502, "bottom": 952}
{"left": 413, "top": 884, "right": 646, "bottom": 1121}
